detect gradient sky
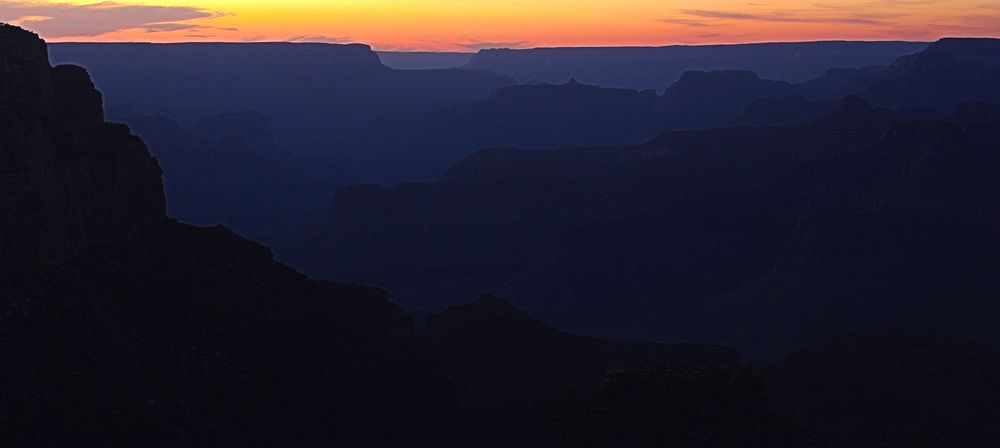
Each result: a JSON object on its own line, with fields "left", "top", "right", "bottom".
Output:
{"left": 3, "top": 0, "right": 998, "bottom": 50}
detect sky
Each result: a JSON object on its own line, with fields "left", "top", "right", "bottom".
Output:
{"left": 2, "top": 0, "right": 998, "bottom": 51}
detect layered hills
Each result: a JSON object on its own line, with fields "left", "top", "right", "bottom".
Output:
{"left": 288, "top": 38, "right": 1000, "bottom": 360}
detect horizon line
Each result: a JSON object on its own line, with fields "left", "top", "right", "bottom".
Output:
{"left": 43, "top": 37, "right": 969, "bottom": 52}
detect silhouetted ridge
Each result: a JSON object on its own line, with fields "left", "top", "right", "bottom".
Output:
{"left": 464, "top": 41, "right": 927, "bottom": 89}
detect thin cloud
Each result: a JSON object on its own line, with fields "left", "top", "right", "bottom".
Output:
{"left": 0, "top": 0, "right": 230, "bottom": 38}
{"left": 287, "top": 35, "right": 352, "bottom": 43}
{"left": 455, "top": 40, "right": 532, "bottom": 51}
{"left": 659, "top": 18, "right": 711, "bottom": 27}
{"left": 679, "top": 9, "right": 894, "bottom": 26}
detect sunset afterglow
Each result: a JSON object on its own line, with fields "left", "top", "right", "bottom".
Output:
{"left": 3, "top": 0, "right": 999, "bottom": 50}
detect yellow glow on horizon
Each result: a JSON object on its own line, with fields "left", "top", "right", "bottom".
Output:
{"left": 21, "top": 0, "right": 1000, "bottom": 50}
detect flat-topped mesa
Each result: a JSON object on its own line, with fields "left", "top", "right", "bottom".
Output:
{"left": 0, "top": 24, "right": 165, "bottom": 269}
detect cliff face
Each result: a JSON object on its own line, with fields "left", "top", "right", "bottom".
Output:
{"left": 0, "top": 25, "right": 164, "bottom": 269}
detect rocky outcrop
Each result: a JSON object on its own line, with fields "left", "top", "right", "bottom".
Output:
{"left": 1, "top": 25, "right": 164, "bottom": 270}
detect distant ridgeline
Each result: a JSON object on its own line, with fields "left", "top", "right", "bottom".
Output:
{"left": 49, "top": 38, "right": 991, "bottom": 246}
{"left": 464, "top": 41, "right": 928, "bottom": 88}
{"left": 49, "top": 40, "right": 923, "bottom": 158}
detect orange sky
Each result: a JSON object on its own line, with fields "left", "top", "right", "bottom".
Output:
{"left": 3, "top": 0, "right": 999, "bottom": 50}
